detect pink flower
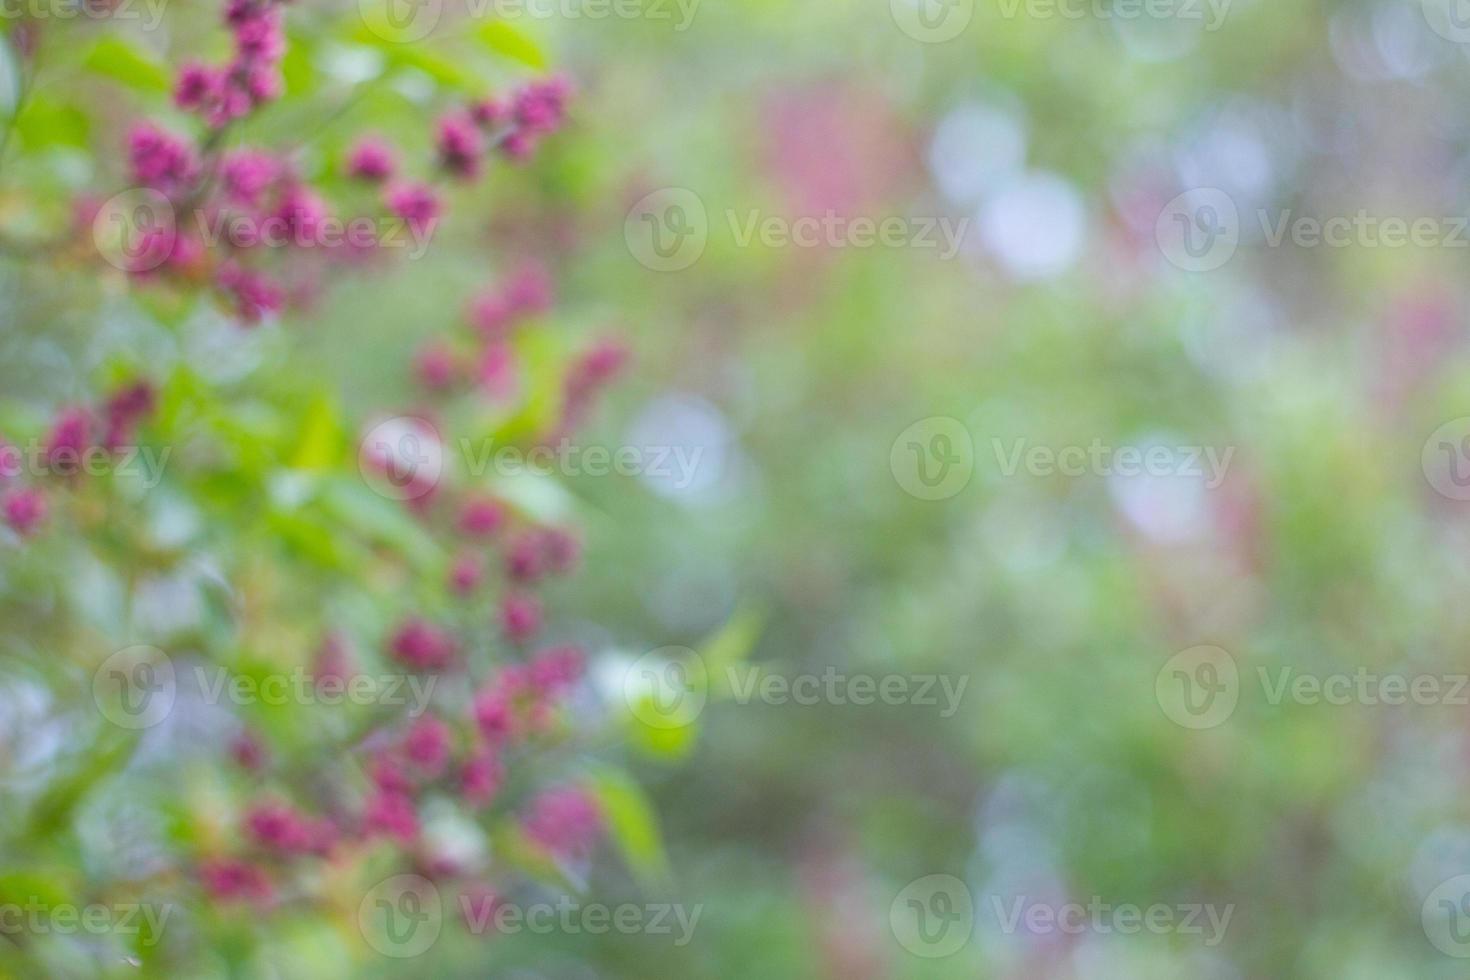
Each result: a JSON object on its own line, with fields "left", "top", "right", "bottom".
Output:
{"left": 469, "top": 98, "right": 507, "bottom": 129}
{"left": 216, "top": 262, "right": 284, "bottom": 324}
{"left": 274, "top": 184, "right": 329, "bottom": 244}
{"left": 449, "top": 553, "right": 483, "bottom": 595}
{"left": 127, "top": 123, "right": 198, "bottom": 197}
{"left": 504, "top": 262, "right": 554, "bottom": 316}
{"left": 245, "top": 801, "right": 322, "bottom": 854}
{"left": 3, "top": 489, "right": 46, "bottom": 536}
{"left": 468, "top": 291, "right": 512, "bottom": 338}
{"left": 102, "top": 381, "right": 155, "bottom": 452}
{"left": 436, "top": 112, "right": 484, "bottom": 180}
{"left": 346, "top": 137, "right": 395, "bottom": 182}
{"left": 505, "top": 532, "right": 544, "bottom": 583}
{"left": 45, "top": 407, "right": 92, "bottom": 476}
{"left": 385, "top": 183, "right": 440, "bottom": 236}
{"left": 459, "top": 497, "right": 507, "bottom": 538}
{"left": 415, "top": 342, "right": 457, "bottom": 390}
{"left": 512, "top": 76, "right": 571, "bottom": 135}
{"left": 200, "top": 858, "right": 272, "bottom": 903}
{"left": 370, "top": 752, "right": 414, "bottom": 794}
{"left": 499, "top": 129, "right": 537, "bottom": 162}
{"left": 500, "top": 592, "right": 542, "bottom": 644}
{"left": 363, "top": 789, "right": 418, "bottom": 843}
{"left": 472, "top": 688, "right": 513, "bottom": 743}
{"left": 403, "top": 715, "right": 451, "bottom": 778}
{"left": 460, "top": 749, "right": 504, "bottom": 807}
{"left": 312, "top": 631, "right": 355, "bottom": 689}
{"left": 220, "top": 150, "right": 279, "bottom": 207}
{"left": 388, "top": 618, "right": 456, "bottom": 670}
{"left": 530, "top": 645, "right": 584, "bottom": 693}
{"left": 479, "top": 342, "right": 518, "bottom": 400}
{"left": 522, "top": 786, "right": 601, "bottom": 858}
{"left": 538, "top": 527, "right": 580, "bottom": 574}
{"left": 230, "top": 731, "right": 267, "bottom": 771}
{"left": 174, "top": 63, "right": 221, "bottom": 111}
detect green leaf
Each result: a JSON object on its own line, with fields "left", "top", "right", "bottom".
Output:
{"left": 585, "top": 766, "right": 671, "bottom": 889}
{"left": 702, "top": 607, "right": 765, "bottom": 699}
{"left": 289, "top": 393, "right": 344, "bottom": 471}
{"left": 82, "top": 37, "right": 170, "bottom": 93}
{"left": 12, "top": 95, "right": 88, "bottom": 151}
{"left": 475, "top": 21, "right": 547, "bottom": 69}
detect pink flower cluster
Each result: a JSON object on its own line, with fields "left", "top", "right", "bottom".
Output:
{"left": 1, "top": 381, "right": 157, "bottom": 540}
{"left": 173, "top": 0, "right": 286, "bottom": 128}
{"left": 206, "top": 633, "right": 599, "bottom": 900}
{"left": 115, "top": 0, "right": 573, "bottom": 328}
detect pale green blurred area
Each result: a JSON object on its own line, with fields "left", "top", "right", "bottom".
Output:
{"left": 5, "top": 0, "right": 1470, "bottom": 975}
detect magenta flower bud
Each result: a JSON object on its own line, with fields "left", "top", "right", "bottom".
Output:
{"left": 469, "top": 98, "right": 507, "bottom": 129}
{"left": 504, "top": 261, "right": 554, "bottom": 316}
{"left": 460, "top": 749, "right": 504, "bottom": 807}
{"left": 458, "top": 497, "right": 506, "bottom": 537}
{"left": 346, "top": 137, "right": 395, "bottom": 182}
{"left": 436, "top": 112, "right": 484, "bottom": 180}
{"left": 388, "top": 618, "right": 456, "bottom": 670}
{"left": 472, "top": 688, "right": 513, "bottom": 743}
{"left": 385, "top": 183, "right": 440, "bottom": 236}
{"left": 220, "top": 150, "right": 280, "bottom": 207}
{"left": 522, "top": 786, "right": 601, "bottom": 859}
{"left": 200, "top": 858, "right": 273, "bottom": 903}
{"left": 3, "top": 489, "right": 46, "bottom": 536}
{"left": 415, "top": 342, "right": 457, "bottom": 391}
{"left": 505, "top": 532, "right": 544, "bottom": 583}
{"left": 45, "top": 407, "right": 92, "bottom": 477}
{"left": 449, "top": 553, "right": 483, "bottom": 595}
{"left": 530, "top": 645, "right": 584, "bottom": 693}
{"left": 500, "top": 592, "right": 542, "bottom": 644}
{"left": 363, "top": 789, "right": 418, "bottom": 843}
{"left": 511, "top": 76, "right": 571, "bottom": 135}
{"left": 403, "top": 715, "right": 451, "bottom": 778}
{"left": 174, "top": 63, "right": 221, "bottom": 111}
